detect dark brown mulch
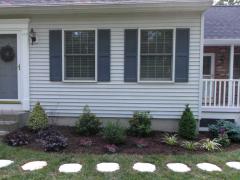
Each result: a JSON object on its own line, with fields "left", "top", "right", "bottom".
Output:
{"left": 4, "top": 126, "right": 240, "bottom": 155}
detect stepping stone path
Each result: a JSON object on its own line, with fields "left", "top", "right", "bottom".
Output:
{"left": 226, "top": 162, "right": 240, "bottom": 170}
{"left": 0, "top": 160, "right": 14, "bottom": 169}
{"left": 196, "top": 163, "right": 222, "bottom": 172}
{"left": 22, "top": 161, "right": 47, "bottom": 171}
{"left": 133, "top": 163, "right": 156, "bottom": 172}
{"left": 96, "top": 163, "right": 120, "bottom": 172}
{"left": 167, "top": 163, "right": 191, "bottom": 173}
{"left": 59, "top": 163, "right": 82, "bottom": 173}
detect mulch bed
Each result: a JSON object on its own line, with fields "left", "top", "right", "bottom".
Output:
{"left": 3, "top": 126, "right": 240, "bottom": 155}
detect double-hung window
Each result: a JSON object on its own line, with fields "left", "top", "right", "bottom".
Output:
{"left": 64, "top": 30, "right": 96, "bottom": 81}
{"left": 140, "top": 29, "right": 174, "bottom": 82}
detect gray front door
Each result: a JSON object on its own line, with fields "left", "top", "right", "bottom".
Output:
{"left": 0, "top": 34, "right": 18, "bottom": 99}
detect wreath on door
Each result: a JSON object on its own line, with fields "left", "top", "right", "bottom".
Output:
{"left": 0, "top": 45, "right": 15, "bottom": 62}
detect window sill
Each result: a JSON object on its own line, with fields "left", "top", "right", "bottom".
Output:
{"left": 138, "top": 80, "right": 175, "bottom": 84}
{"left": 0, "top": 101, "right": 21, "bottom": 104}
{"left": 63, "top": 80, "right": 97, "bottom": 83}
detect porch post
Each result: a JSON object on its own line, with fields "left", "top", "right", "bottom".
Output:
{"left": 229, "top": 45, "right": 234, "bottom": 79}
{"left": 228, "top": 45, "right": 234, "bottom": 106}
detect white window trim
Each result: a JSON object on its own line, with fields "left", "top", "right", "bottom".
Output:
{"left": 137, "top": 28, "right": 176, "bottom": 83}
{"left": 62, "top": 29, "right": 98, "bottom": 83}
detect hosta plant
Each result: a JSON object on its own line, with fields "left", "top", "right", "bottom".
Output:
{"left": 162, "top": 134, "right": 178, "bottom": 146}
{"left": 200, "top": 138, "right": 222, "bottom": 152}
{"left": 181, "top": 141, "right": 200, "bottom": 151}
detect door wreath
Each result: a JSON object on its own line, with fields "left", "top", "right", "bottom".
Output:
{"left": 0, "top": 45, "right": 15, "bottom": 62}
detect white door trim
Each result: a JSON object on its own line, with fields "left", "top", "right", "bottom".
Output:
{"left": 0, "top": 19, "right": 30, "bottom": 111}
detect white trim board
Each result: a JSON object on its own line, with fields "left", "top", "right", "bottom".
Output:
{"left": 205, "top": 39, "right": 240, "bottom": 46}
{"left": 0, "top": 19, "right": 30, "bottom": 111}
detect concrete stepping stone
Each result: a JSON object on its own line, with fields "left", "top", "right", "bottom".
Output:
{"left": 167, "top": 163, "right": 191, "bottom": 173}
{"left": 22, "top": 161, "right": 47, "bottom": 171}
{"left": 96, "top": 163, "right": 120, "bottom": 172}
{"left": 196, "top": 163, "right": 222, "bottom": 172}
{"left": 226, "top": 162, "right": 240, "bottom": 170}
{"left": 59, "top": 163, "right": 82, "bottom": 173}
{"left": 133, "top": 163, "right": 156, "bottom": 172}
{"left": 0, "top": 160, "right": 14, "bottom": 169}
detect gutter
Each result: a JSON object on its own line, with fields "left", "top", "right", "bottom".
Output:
{"left": 0, "top": 1, "right": 212, "bottom": 15}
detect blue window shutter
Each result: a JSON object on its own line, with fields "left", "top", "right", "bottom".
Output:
{"left": 175, "top": 28, "right": 190, "bottom": 82}
{"left": 98, "top": 29, "right": 111, "bottom": 82}
{"left": 124, "top": 29, "right": 138, "bottom": 82}
{"left": 49, "top": 30, "right": 62, "bottom": 81}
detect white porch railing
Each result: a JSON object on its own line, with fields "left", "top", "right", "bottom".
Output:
{"left": 202, "top": 79, "right": 240, "bottom": 108}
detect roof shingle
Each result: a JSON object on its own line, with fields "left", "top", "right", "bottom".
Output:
{"left": 204, "top": 6, "right": 240, "bottom": 39}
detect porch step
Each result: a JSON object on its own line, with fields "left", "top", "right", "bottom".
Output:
{"left": 0, "top": 120, "right": 18, "bottom": 131}
{"left": 0, "top": 131, "right": 9, "bottom": 136}
{"left": 0, "top": 112, "right": 29, "bottom": 136}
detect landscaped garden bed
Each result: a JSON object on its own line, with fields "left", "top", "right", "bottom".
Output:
{"left": 4, "top": 126, "right": 240, "bottom": 155}
{"left": 3, "top": 103, "right": 240, "bottom": 155}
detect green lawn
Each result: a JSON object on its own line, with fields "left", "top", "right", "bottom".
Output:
{"left": 0, "top": 143, "right": 240, "bottom": 180}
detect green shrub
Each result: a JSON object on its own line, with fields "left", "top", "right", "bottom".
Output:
{"left": 209, "top": 120, "right": 240, "bottom": 142}
{"left": 162, "top": 134, "right": 178, "bottom": 146}
{"left": 128, "top": 111, "right": 152, "bottom": 137}
{"left": 103, "top": 121, "right": 126, "bottom": 145}
{"left": 28, "top": 102, "right": 48, "bottom": 131}
{"left": 181, "top": 141, "right": 199, "bottom": 151}
{"left": 216, "top": 134, "right": 230, "bottom": 148}
{"left": 200, "top": 138, "right": 222, "bottom": 152}
{"left": 178, "top": 104, "right": 197, "bottom": 140}
{"left": 76, "top": 105, "right": 102, "bottom": 136}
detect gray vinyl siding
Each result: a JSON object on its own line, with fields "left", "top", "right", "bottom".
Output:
{"left": 29, "top": 12, "right": 202, "bottom": 119}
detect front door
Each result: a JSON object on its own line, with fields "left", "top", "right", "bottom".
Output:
{"left": 203, "top": 54, "right": 215, "bottom": 79}
{"left": 0, "top": 34, "right": 18, "bottom": 99}
{"left": 203, "top": 54, "right": 215, "bottom": 104}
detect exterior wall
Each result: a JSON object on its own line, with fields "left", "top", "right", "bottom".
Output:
{"left": 204, "top": 46, "right": 230, "bottom": 79}
{"left": 28, "top": 12, "right": 202, "bottom": 120}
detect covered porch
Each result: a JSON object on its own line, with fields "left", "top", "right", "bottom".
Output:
{"left": 202, "top": 44, "right": 240, "bottom": 111}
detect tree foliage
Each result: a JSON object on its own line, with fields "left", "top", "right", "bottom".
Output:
{"left": 215, "top": 0, "right": 240, "bottom": 5}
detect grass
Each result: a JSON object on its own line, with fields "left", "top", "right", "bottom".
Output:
{"left": 0, "top": 143, "right": 240, "bottom": 179}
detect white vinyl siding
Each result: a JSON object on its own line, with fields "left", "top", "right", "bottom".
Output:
{"left": 29, "top": 12, "right": 202, "bottom": 119}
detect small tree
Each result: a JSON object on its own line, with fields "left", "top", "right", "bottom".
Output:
{"left": 215, "top": 0, "right": 240, "bottom": 5}
{"left": 76, "top": 105, "right": 102, "bottom": 136}
{"left": 178, "top": 104, "right": 197, "bottom": 140}
{"left": 28, "top": 102, "right": 48, "bottom": 131}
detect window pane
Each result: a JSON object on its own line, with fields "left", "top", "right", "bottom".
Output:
{"left": 64, "top": 30, "right": 95, "bottom": 80}
{"left": 140, "top": 30, "right": 173, "bottom": 81}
